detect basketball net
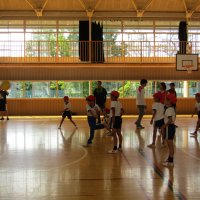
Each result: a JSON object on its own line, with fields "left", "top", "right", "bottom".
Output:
{"left": 184, "top": 64, "right": 193, "bottom": 74}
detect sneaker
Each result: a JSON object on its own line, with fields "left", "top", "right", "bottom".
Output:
{"left": 162, "top": 161, "right": 174, "bottom": 167}
{"left": 147, "top": 144, "right": 155, "bottom": 148}
{"left": 83, "top": 143, "right": 92, "bottom": 148}
{"left": 137, "top": 125, "right": 144, "bottom": 129}
{"left": 7, "top": 117, "right": 9, "bottom": 120}
{"left": 58, "top": 127, "right": 61, "bottom": 129}
{"left": 0, "top": 117, "right": 4, "bottom": 120}
{"left": 108, "top": 149, "right": 118, "bottom": 154}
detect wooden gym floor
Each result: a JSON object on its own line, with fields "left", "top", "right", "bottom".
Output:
{"left": 0, "top": 116, "right": 199, "bottom": 200}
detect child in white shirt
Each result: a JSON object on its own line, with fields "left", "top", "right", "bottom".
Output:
{"left": 148, "top": 92, "right": 164, "bottom": 148}
{"left": 162, "top": 94, "right": 177, "bottom": 167}
{"left": 190, "top": 93, "right": 200, "bottom": 137}
{"left": 58, "top": 96, "right": 77, "bottom": 129}
{"left": 84, "top": 95, "right": 105, "bottom": 146}
{"left": 135, "top": 79, "right": 148, "bottom": 129}
{"left": 108, "top": 91, "right": 124, "bottom": 154}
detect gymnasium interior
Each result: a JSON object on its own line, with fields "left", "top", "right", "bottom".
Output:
{"left": 0, "top": 0, "right": 200, "bottom": 199}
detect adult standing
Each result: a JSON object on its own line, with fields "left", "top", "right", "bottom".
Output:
{"left": 0, "top": 88, "right": 9, "bottom": 120}
{"left": 168, "top": 82, "right": 177, "bottom": 97}
{"left": 93, "top": 81, "right": 107, "bottom": 123}
{"left": 135, "top": 79, "right": 148, "bottom": 129}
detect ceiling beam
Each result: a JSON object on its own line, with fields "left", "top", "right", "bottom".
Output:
{"left": 24, "top": 0, "right": 49, "bottom": 17}
{"left": 181, "top": 0, "right": 200, "bottom": 19}
{"left": 182, "top": 0, "right": 188, "bottom": 11}
{"left": 192, "top": 1, "right": 200, "bottom": 12}
{"left": 94, "top": 0, "right": 103, "bottom": 10}
{"left": 42, "top": 0, "right": 49, "bottom": 10}
{"left": 143, "top": 0, "right": 154, "bottom": 11}
{"left": 136, "top": 0, "right": 154, "bottom": 18}
{"left": 1, "top": 10, "right": 200, "bottom": 20}
{"left": 130, "top": 0, "right": 138, "bottom": 10}
{"left": 78, "top": 0, "right": 87, "bottom": 10}
{"left": 24, "top": 0, "right": 35, "bottom": 10}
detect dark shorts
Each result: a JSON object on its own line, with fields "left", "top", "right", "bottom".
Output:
{"left": 0, "top": 104, "right": 6, "bottom": 111}
{"left": 62, "top": 111, "right": 72, "bottom": 119}
{"left": 111, "top": 116, "right": 122, "bottom": 129}
{"left": 154, "top": 118, "right": 164, "bottom": 128}
{"left": 165, "top": 124, "right": 176, "bottom": 140}
{"left": 198, "top": 111, "right": 200, "bottom": 119}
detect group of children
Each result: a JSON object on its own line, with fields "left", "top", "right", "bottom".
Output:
{"left": 147, "top": 90, "right": 177, "bottom": 167}
{"left": 58, "top": 90, "right": 124, "bottom": 154}
{"left": 58, "top": 80, "right": 200, "bottom": 167}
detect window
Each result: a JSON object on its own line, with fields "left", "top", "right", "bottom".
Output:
{"left": 92, "top": 81, "right": 123, "bottom": 97}
{"left": 7, "top": 81, "right": 89, "bottom": 98}
{"left": 188, "top": 81, "right": 200, "bottom": 97}
{"left": 57, "top": 81, "right": 89, "bottom": 98}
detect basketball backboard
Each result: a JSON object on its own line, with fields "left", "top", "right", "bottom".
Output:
{"left": 176, "top": 54, "right": 198, "bottom": 73}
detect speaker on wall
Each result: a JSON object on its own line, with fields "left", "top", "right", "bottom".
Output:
{"left": 91, "top": 22, "right": 104, "bottom": 63}
{"left": 178, "top": 21, "right": 187, "bottom": 54}
{"left": 79, "top": 21, "right": 104, "bottom": 63}
{"left": 79, "top": 21, "right": 89, "bottom": 61}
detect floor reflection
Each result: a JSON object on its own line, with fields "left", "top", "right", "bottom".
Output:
{"left": 0, "top": 117, "right": 199, "bottom": 199}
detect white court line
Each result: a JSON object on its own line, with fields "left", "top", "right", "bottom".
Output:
{"left": 0, "top": 144, "right": 88, "bottom": 173}
{"left": 180, "top": 149, "right": 200, "bottom": 161}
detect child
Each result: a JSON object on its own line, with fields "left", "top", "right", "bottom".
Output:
{"left": 148, "top": 92, "right": 164, "bottom": 148}
{"left": 102, "top": 108, "right": 112, "bottom": 135}
{"left": 190, "top": 93, "right": 200, "bottom": 137}
{"left": 0, "top": 88, "right": 9, "bottom": 120}
{"left": 168, "top": 82, "right": 178, "bottom": 127}
{"left": 108, "top": 91, "right": 124, "bottom": 154}
{"left": 162, "top": 93, "right": 177, "bottom": 167}
{"left": 135, "top": 79, "right": 148, "bottom": 129}
{"left": 84, "top": 95, "right": 105, "bottom": 146}
{"left": 58, "top": 96, "right": 77, "bottom": 129}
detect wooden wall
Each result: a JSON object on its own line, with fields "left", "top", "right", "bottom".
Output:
{"left": 7, "top": 98, "right": 195, "bottom": 116}
{"left": 1, "top": 62, "right": 199, "bottom": 116}
{"left": 0, "top": 63, "right": 200, "bottom": 80}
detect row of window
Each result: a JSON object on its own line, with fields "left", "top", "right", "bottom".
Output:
{"left": 2, "top": 81, "right": 199, "bottom": 98}
{"left": 1, "top": 20, "right": 200, "bottom": 59}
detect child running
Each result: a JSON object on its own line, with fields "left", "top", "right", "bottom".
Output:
{"left": 84, "top": 95, "right": 105, "bottom": 147}
{"left": 108, "top": 91, "right": 124, "bottom": 154}
{"left": 148, "top": 92, "right": 164, "bottom": 148}
{"left": 58, "top": 96, "right": 77, "bottom": 129}
{"left": 162, "top": 93, "right": 177, "bottom": 167}
{"left": 190, "top": 93, "right": 200, "bottom": 137}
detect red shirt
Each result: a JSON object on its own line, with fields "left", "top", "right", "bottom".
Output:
{"left": 159, "top": 91, "right": 167, "bottom": 104}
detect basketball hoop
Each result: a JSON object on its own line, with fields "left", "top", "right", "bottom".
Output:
{"left": 184, "top": 64, "right": 193, "bottom": 74}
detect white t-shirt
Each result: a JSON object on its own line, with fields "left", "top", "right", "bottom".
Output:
{"left": 195, "top": 102, "right": 200, "bottom": 111}
{"left": 164, "top": 107, "right": 176, "bottom": 124}
{"left": 152, "top": 102, "right": 164, "bottom": 121}
{"left": 136, "top": 86, "right": 146, "bottom": 106}
{"left": 64, "top": 102, "right": 71, "bottom": 111}
{"left": 110, "top": 101, "right": 122, "bottom": 117}
{"left": 86, "top": 104, "right": 100, "bottom": 116}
